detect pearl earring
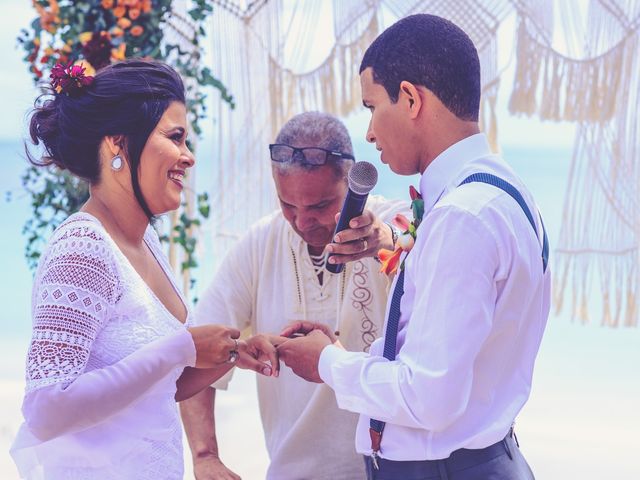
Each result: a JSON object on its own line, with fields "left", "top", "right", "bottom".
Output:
{"left": 111, "top": 154, "right": 123, "bottom": 171}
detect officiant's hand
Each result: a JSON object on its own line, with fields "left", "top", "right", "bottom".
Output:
{"left": 194, "top": 454, "right": 241, "bottom": 480}
{"left": 325, "top": 209, "right": 394, "bottom": 264}
{"left": 236, "top": 334, "right": 285, "bottom": 377}
{"left": 278, "top": 330, "right": 333, "bottom": 383}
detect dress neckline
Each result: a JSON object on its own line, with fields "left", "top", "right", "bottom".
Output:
{"left": 65, "top": 211, "right": 190, "bottom": 325}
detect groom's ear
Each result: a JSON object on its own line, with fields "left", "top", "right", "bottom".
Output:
{"left": 398, "top": 81, "right": 423, "bottom": 119}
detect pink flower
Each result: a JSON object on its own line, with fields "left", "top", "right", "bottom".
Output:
{"left": 392, "top": 214, "right": 411, "bottom": 232}
{"left": 50, "top": 62, "right": 94, "bottom": 95}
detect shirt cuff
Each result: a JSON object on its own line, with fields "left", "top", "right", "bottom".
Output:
{"left": 318, "top": 344, "right": 354, "bottom": 388}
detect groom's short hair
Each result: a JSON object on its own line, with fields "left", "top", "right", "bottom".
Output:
{"left": 360, "top": 14, "right": 481, "bottom": 122}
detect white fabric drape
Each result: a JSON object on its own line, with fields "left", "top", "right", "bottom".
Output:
{"left": 509, "top": 0, "right": 640, "bottom": 326}
{"left": 205, "top": 0, "right": 512, "bottom": 264}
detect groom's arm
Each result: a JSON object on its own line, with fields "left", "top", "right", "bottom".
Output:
{"left": 180, "top": 387, "right": 241, "bottom": 480}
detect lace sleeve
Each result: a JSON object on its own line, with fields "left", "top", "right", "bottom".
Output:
{"left": 26, "top": 222, "right": 119, "bottom": 392}
{"left": 21, "top": 220, "right": 196, "bottom": 442}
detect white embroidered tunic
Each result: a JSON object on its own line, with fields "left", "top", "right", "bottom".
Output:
{"left": 11, "top": 212, "right": 196, "bottom": 480}
{"left": 194, "top": 195, "right": 406, "bottom": 480}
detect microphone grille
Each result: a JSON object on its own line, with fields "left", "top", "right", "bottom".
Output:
{"left": 348, "top": 161, "right": 378, "bottom": 195}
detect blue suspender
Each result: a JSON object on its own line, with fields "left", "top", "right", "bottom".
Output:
{"left": 458, "top": 173, "right": 549, "bottom": 273}
{"left": 368, "top": 174, "right": 548, "bottom": 463}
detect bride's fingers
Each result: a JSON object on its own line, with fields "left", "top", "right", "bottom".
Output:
{"left": 253, "top": 336, "right": 280, "bottom": 376}
{"left": 237, "top": 352, "right": 273, "bottom": 377}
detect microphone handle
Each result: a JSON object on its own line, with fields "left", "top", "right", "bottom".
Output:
{"left": 326, "top": 189, "right": 369, "bottom": 274}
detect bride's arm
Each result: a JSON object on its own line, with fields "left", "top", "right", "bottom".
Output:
{"left": 22, "top": 225, "right": 198, "bottom": 441}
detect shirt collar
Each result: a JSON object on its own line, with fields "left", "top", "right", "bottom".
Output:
{"left": 418, "top": 133, "right": 492, "bottom": 213}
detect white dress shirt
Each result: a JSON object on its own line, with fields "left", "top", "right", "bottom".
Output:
{"left": 319, "top": 133, "right": 551, "bottom": 461}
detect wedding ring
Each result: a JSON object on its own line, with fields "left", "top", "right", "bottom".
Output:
{"left": 226, "top": 350, "right": 239, "bottom": 364}
{"left": 226, "top": 338, "right": 239, "bottom": 364}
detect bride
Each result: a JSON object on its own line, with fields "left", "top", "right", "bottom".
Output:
{"left": 11, "top": 59, "right": 278, "bottom": 479}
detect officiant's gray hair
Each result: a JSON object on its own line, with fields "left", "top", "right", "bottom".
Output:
{"left": 271, "top": 111, "right": 354, "bottom": 178}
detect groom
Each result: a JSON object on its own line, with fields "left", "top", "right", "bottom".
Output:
{"left": 279, "top": 14, "right": 550, "bottom": 480}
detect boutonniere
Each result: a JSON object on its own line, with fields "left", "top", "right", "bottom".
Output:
{"left": 378, "top": 186, "right": 424, "bottom": 275}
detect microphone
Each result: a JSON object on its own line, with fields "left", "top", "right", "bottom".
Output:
{"left": 326, "top": 161, "right": 378, "bottom": 274}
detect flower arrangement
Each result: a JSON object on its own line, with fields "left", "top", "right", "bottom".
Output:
{"left": 378, "top": 186, "right": 425, "bottom": 275}
{"left": 16, "top": 0, "right": 232, "bottom": 286}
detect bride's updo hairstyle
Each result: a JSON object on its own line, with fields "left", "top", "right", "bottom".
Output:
{"left": 27, "top": 59, "right": 186, "bottom": 218}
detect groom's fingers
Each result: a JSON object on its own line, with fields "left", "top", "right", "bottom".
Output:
{"left": 280, "top": 320, "right": 316, "bottom": 337}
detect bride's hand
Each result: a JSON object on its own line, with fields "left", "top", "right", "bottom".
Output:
{"left": 187, "top": 325, "right": 241, "bottom": 368}
{"left": 236, "top": 334, "right": 286, "bottom": 377}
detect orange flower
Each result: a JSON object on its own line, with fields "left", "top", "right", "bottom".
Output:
{"left": 128, "top": 8, "right": 141, "bottom": 19}
{"left": 111, "top": 43, "right": 126, "bottom": 60}
{"left": 110, "top": 26, "right": 124, "bottom": 37}
{"left": 101, "top": 0, "right": 114, "bottom": 8}
{"left": 141, "top": 0, "right": 152, "bottom": 12}
{"left": 378, "top": 247, "right": 403, "bottom": 275}
{"left": 113, "top": 5, "right": 126, "bottom": 18}
{"left": 130, "top": 25, "right": 144, "bottom": 36}
{"left": 117, "top": 17, "right": 132, "bottom": 29}
{"left": 74, "top": 60, "right": 96, "bottom": 77}
{"left": 33, "top": 0, "right": 60, "bottom": 33}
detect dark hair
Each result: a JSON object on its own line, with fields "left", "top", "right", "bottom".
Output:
{"left": 27, "top": 58, "right": 186, "bottom": 218}
{"left": 359, "top": 14, "right": 480, "bottom": 121}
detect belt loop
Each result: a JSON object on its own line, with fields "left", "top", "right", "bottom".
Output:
{"left": 437, "top": 460, "right": 449, "bottom": 480}
{"left": 513, "top": 429, "right": 520, "bottom": 448}
{"left": 502, "top": 436, "right": 513, "bottom": 460}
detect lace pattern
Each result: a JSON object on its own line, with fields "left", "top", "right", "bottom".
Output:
{"left": 19, "top": 213, "right": 189, "bottom": 479}
{"left": 27, "top": 220, "right": 120, "bottom": 392}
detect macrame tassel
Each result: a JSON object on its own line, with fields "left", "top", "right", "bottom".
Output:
{"left": 509, "top": 18, "right": 627, "bottom": 123}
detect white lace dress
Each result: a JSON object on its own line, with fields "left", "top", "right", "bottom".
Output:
{"left": 10, "top": 212, "right": 196, "bottom": 479}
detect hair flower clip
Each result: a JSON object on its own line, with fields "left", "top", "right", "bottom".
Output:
{"left": 50, "top": 62, "right": 94, "bottom": 96}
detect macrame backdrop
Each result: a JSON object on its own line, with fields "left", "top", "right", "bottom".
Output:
{"left": 200, "top": 0, "right": 639, "bottom": 326}
{"left": 509, "top": 0, "right": 640, "bottom": 326}
{"left": 204, "top": 0, "right": 511, "bottom": 262}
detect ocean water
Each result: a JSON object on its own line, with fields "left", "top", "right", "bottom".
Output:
{"left": 1, "top": 137, "right": 639, "bottom": 479}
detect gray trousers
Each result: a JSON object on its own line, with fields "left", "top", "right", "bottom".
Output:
{"left": 364, "top": 434, "right": 534, "bottom": 480}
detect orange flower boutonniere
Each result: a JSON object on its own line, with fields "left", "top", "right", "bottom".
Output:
{"left": 378, "top": 186, "right": 424, "bottom": 275}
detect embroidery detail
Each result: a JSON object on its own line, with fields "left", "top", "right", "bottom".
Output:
{"left": 351, "top": 260, "right": 377, "bottom": 352}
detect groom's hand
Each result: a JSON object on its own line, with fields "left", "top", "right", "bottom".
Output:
{"left": 277, "top": 330, "right": 332, "bottom": 383}
{"left": 280, "top": 320, "right": 338, "bottom": 343}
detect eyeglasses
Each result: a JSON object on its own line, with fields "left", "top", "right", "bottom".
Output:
{"left": 269, "top": 143, "right": 355, "bottom": 166}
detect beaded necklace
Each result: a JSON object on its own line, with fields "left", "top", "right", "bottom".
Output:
{"left": 289, "top": 241, "right": 347, "bottom": 327}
